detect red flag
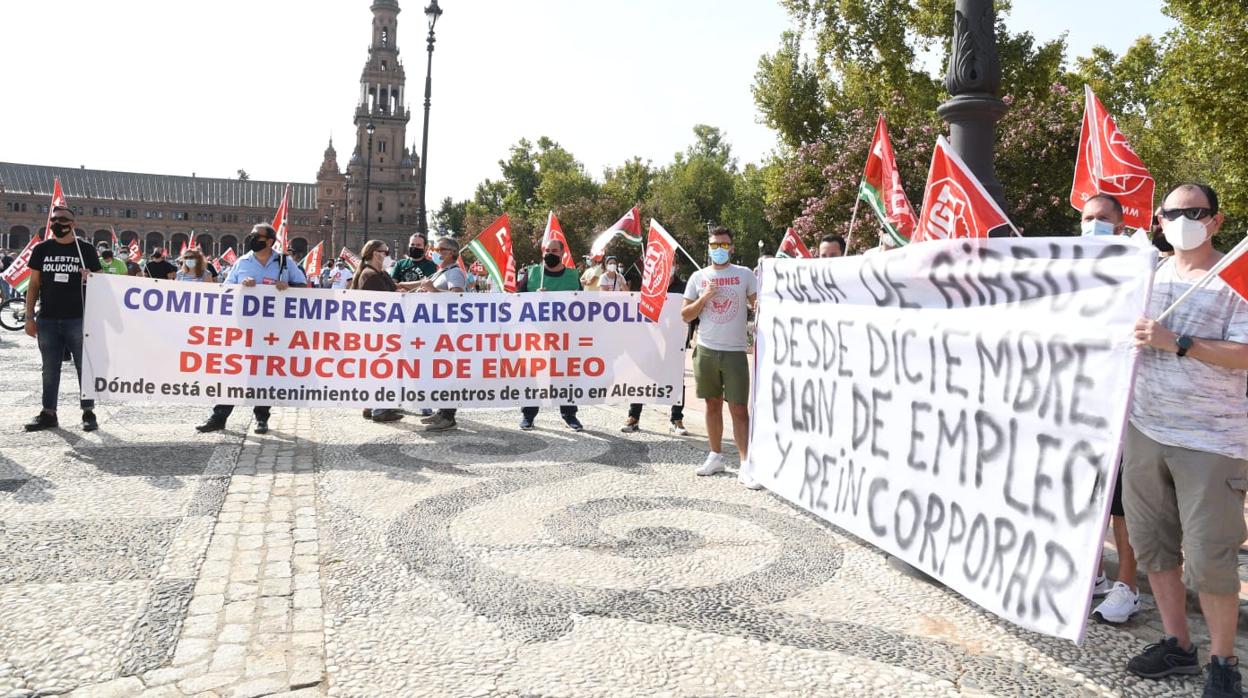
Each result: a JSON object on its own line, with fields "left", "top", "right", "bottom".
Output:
{"left": 272, "top": 184, "right": 291, "bottom": 253}
{"left": 590, "top": 206, "right": 643, "bottom": 258}
{"left": 639, "top": 219, "right": 679, "bottom": 323}
{"left": 128, "top": 241, "right": 142, "bottom": 263}
{"left": 303, "top": 241, "right": 324, "bottom": 277}
{"left": 110, "top": 226, "right": 119, "bottom": 249}
{"left": 0, "top": 235, "right": 41, "bottom": 292}
{"left": 221, "top": 247, "right": 238, "bottom": 266}
{"left": 179, "top": 240, "right": 189, "bottom": 256}
{"left": 913, "top": 136, "right": 1016, "bottom": 242}
{"left": 338, "top": 247, "right": 360, "bottom": 272}
{"left": 777, "top": 228, "right": 812, "bottom": 259}
{"left": 43, "top": 177, "right": 69, "bottom": 240}
{"left": 1070, "top": 85, "right": 1155, "bottom": 230}
{"left": 542, "top": 211, "right": 577, "bottom": 268}
{"left": 1219, "top": 249, "right": 1248, "bottom": 303}
{"left": 465, "top": 214, "right": 517, "bottom": 292}
{"left": 860, "top": 115, "right": 919, "bottom": 244}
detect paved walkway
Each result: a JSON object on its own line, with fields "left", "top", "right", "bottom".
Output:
{"left": 0, "top": 334, "right": 1244, "bottom": 697}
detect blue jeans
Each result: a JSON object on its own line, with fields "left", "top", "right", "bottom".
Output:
{"left": 36, "top": 317, "right": 93, "bottom": 412}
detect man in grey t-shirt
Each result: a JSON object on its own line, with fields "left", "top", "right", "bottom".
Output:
{"left": 1125, "top": 183, "right": 1247, "bottom": 693}
{"left": 417, "top": 237, "right": 467, "bottom": 433}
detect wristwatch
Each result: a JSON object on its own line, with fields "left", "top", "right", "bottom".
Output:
{"left": 1176, "top": 335, "right": 1193, "bottom": 357}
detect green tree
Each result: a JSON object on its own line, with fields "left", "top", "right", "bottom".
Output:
{"left": 432, "top": 197, "right": 467, "bottom": 236}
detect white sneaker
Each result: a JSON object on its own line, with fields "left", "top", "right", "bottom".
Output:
{"left": 670, "top": 420, "right": 690, "bottom": 436}
{"left": 1091, "top": 572, "right": 1113, "bottom": 597}
{"left": 1092, "top": 581, "right": 1140, "bottom": 624}
{"left": 695, "top": 452, "right": 726, "bottom": 476}
{"left": 738, "top": 471, "right": 764, "bottom": 490}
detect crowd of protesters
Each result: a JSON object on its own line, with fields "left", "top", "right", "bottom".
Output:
{"left": 8, "top": 183, "right": 1245, "bottom": 696}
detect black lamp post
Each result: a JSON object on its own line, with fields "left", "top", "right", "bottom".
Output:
{"left": 343, "top": 173, "right": 352, "bottom": 251}
{"left": 328, "top": 203, "right": 336, "bottom": 257}
{"left": 363, "top": 120, "right": 376, "bottom": 244}
{"left": 416, "top": 0, "right": 442, "bottom": 237}
{"left": 938, "top": 0, "right": 1008, "bottom": 210}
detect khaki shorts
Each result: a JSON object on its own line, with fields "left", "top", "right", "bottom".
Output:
{"left": 1122, "top": 422, "right": 1248, "bottom": 595}
{"left": 692, "top": 346, "right": 750, "bottom": 405}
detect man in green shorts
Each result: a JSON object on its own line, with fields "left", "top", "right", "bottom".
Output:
{"left": 681, "top": 227, "right": 759, "bottom": 488}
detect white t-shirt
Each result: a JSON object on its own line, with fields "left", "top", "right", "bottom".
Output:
{"left": 598, "top": 270, "right": 627, "bottom": 292}
{"left": 330, "top": 267, "right": 351, "bottom": 289}
{"left": 1131, "top": 259, "right": 1248, "bottom": 460}
{"left": 683, "top": 264, "right": 758, "bottom": 352}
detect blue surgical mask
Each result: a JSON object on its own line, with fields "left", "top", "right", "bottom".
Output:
{"left": 709, "top": 248, "right": 730, "bottom": 265}
{"left": 429, "top": 250, "right": 443, "bottom": 265}
{"left": 1080, "top": 219, "right": 1116, "bottom": 237}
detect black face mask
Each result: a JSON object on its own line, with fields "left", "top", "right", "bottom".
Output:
{"left": 248, "top": 237, "right": 269, "bottom": 253}
{"left": 409, "top": 246, "right": 424, "bottom": 259}
{"left": 543, "top": 253, "right": 561, "bottom": 268}
{"left": 52, "top": 223, "right": 73, "bottom": 236}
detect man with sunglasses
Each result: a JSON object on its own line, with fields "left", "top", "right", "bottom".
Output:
{"left": 196, "top": 224, "right": 306, "bottom": 435}
{"left": 23, "top": 207, "right": 103, "bottom": 432}
{"left": 1126, "top": 183, "right": 1246, "bottom": 696}
{"left": 681, "top": 227, "right": 759, "bottom": 488}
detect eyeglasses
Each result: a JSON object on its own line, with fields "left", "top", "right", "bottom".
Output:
{"left": 708, "top": 242, "right": 731, "bottom": 250}
{"left": 50, "top": 217, "right": 73, "bottom": 224}
{"left": 1160, "top": 207, "right": 1214, "bottom": 222}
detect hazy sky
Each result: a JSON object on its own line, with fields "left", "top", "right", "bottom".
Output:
{"left": 1, "top": 1, "right": 1174, "bottom": 209}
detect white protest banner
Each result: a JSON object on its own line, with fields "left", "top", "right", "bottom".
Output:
{"left": 746, "top": 237, "right": 1155, "bottom": 642}
{"left": 82, "top": 275, "right": 685, "bottom": 408}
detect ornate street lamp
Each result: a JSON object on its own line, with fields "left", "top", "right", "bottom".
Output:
{"left": 889, "top": 0, "right": 1010, "bottom": 585}
{"left": 939, "top": 0, "right": 1008, "bottom": 209}
{"left": 416, "top": 0, "right": 443, "bottom": 237}
{"left": 363, "top": 120, "right": 376, "bottom": 243}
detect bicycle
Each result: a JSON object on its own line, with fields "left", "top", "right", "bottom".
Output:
{"left": 0, "top": 294, "right": 27, "bottom": 331}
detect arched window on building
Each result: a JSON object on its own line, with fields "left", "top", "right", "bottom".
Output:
{"left": 196, "top": 233, "right": 214, "bottom": 255}
{"left": 7, "top": 225, "right": 31, "bottom": 250}
{"left": 146, "top": 231, "right": 165, "bottom": 254}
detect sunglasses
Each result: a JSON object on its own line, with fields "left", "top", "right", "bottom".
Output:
{"left": 708, "top": 242, "right": 731, "bottom": 250}
{"left": 50, "top": 216, "right": 74, "bottom": 224}
{"left": 1159, "top": 207, "right": 1213, "bottom": 222}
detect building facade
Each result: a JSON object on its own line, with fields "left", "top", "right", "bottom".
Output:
{"left": 0, "top": 0, "right": 421, "bottom": 261}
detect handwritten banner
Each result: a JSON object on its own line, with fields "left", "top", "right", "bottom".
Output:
{"left": 746, "top": 237, "right": 1155, "bottom": 642}
{"left": 82, "top": 275, "right": 685, "bottom": 408}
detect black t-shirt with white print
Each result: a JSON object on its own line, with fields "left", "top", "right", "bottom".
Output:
{"left": 28, "top": 238, "right": 102, "bottom": 319}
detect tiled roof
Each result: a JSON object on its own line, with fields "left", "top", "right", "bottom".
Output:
{"left": 0, "top": 162, "right": 317, "bottom": 210}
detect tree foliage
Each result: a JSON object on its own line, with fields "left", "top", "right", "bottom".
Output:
{"left": 754, "top": 0, "right": 1245, "bottom": 249}
{"left": 446, "top": 0, "right": 1245, "bottom": 269}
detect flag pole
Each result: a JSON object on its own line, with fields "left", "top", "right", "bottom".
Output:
{"left": 1157, "top": 234, "right": 1248, "bottom": 321}
{"left": 845, "top": 184, "right": 863, "bottom": 251}
{"left": 676, "top": 244, "right": 704, "bottom": 272}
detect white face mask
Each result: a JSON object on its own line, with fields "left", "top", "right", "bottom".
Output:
{"left": 183, "top": 259, "right": 196, "bottom": 269}
{"left": 1080, "top": 219, "right": 1116, "bottom": 237}
{"left": 606, "top": 264, "right": 618, "bottom": 273}
{"left": 1162, "top": 216, "right": 1210, "bottom": 251}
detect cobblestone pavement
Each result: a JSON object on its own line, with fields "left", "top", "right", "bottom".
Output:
{"left": 0, "top": 334, "right": 1244, "bottom": 697}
